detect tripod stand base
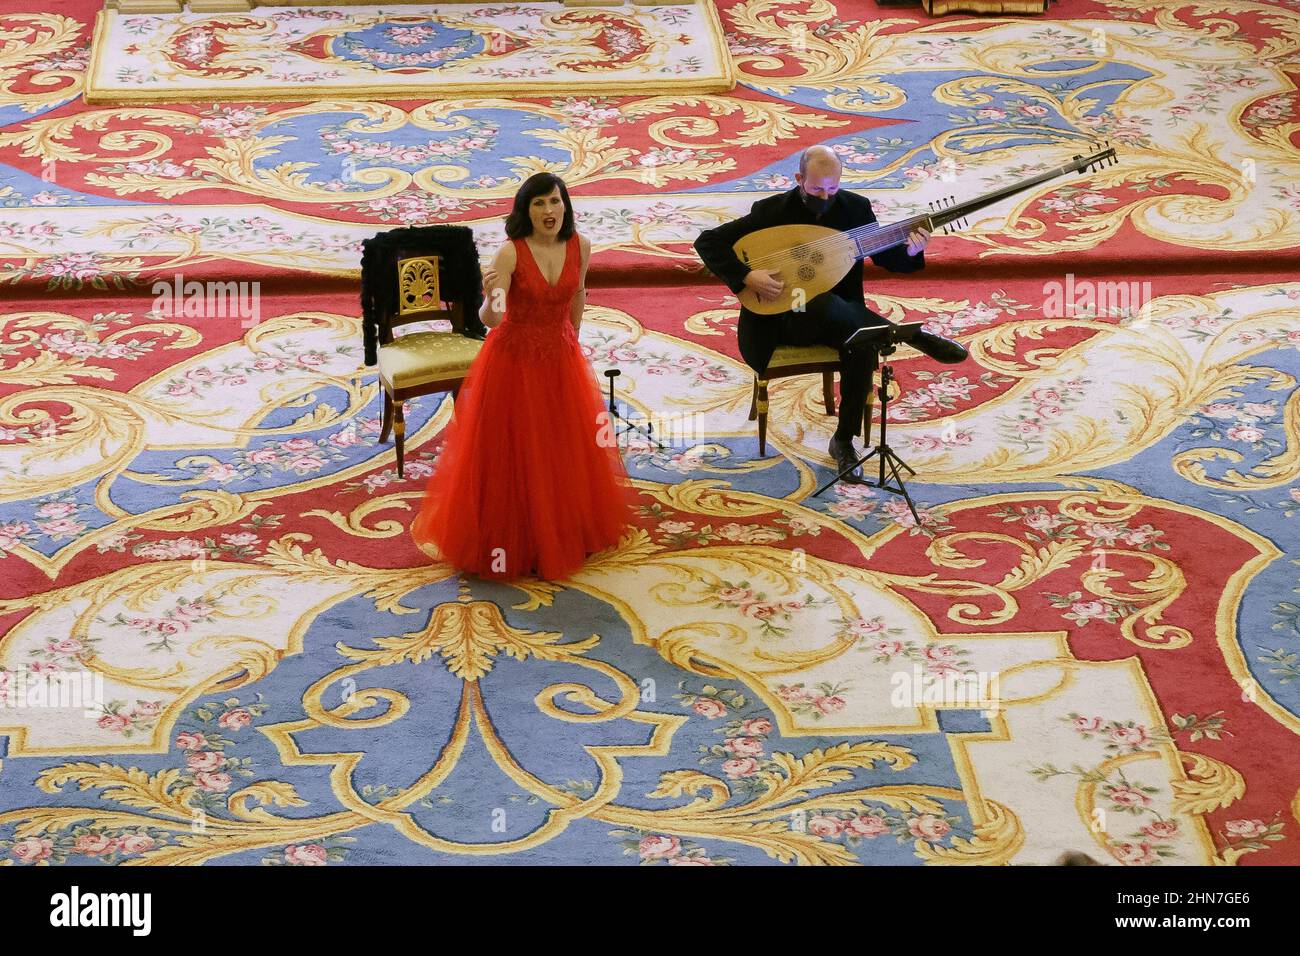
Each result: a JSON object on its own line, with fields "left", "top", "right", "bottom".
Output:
{"left": 604, "top": 367, "right": 667, "bottom": 451}
{"left": 813, "top": 442, "right": 923, "bottom": 526}
{"left": 810, "top": 356, "right": 927, "bottom": 526}
{"left": 612, "top": 414, "right": 667, "bottom": 450}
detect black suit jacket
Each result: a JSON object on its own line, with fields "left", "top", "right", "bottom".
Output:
{"left": 693, "top": 187, "right": 924, "bottom": 374}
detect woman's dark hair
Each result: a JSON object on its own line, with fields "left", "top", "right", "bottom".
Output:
{"left": 504, "top": 172, "right": 575, "bottom": 240}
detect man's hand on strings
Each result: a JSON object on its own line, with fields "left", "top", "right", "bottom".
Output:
{"left": 906, "top": 227, "right": 931, "bottom": 257}
{"left": 743, "top": 269, "right": 785, "bottom": 302}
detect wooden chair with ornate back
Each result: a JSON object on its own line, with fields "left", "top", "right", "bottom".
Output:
{"left": 361, "top": 225, "right": 487, "bottom": 478}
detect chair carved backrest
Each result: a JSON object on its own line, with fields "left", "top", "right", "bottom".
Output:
{"left": 388, "top": 253, "right": 466, "bottom": 339}
{"left": 360, "top": 224, "right": 487, "bottom": 366}
{"left": 398, "top": 255, "right": 442, "bottom": 318}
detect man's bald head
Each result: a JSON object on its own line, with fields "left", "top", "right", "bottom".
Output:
{"left": 799, "top": 145, "right": 842, "bottom": 179}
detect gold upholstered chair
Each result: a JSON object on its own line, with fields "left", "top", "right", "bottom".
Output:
{"left": 363, "top": 239, "right": 485, "bottom": 478}
{"left": 748, "top": 344, "right": 874, "bottom": 456}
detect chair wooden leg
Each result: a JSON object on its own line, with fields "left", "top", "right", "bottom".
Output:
{"left": 821, "top": 370, "right": 836, "bottom": 415}
{"left": 379, "top": 389, "right": 393, "bottom": 444}
{"left": 394, "top": 400, "right": 406, "bottom": 478}
{"left": 756, "top": 378, "right": 769, "bottom": 456}
{"left": 748, "top": 378, "right": 758, "bottom": 422}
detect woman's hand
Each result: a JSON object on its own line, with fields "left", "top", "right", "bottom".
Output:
{"left": 481, "top": 268, "right": 499, "bottom": 293}
{"left": 906, "top": 227, "right": 931, "bottom": 256}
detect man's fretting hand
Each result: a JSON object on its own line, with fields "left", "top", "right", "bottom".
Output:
{"left": 743, "top": 269, "right": 785, "bottom": 302}
{"left": 906, "top": 227, "right": 931, "bottom": 257}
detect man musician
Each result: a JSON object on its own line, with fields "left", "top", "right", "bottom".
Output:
{"left": 693, "top": 145, "right": 968, "bottom": 483}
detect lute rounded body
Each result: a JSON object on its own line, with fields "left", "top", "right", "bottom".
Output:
{"left": 732, "top": 223, "right": 858, "bottom": 315}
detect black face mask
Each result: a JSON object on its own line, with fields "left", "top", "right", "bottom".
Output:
{"left": 800, "top": 187, "right": 834, "bottom": 216}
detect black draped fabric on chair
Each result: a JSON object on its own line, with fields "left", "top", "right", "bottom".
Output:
{"left": 359, "top": 224, "right": 487, "bottom": 367}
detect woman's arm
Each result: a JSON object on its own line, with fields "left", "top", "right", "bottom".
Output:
{"left": 479, "top": 241, "right": 515, "bottom": 328}
{"left": 570, "top": 234, "right": 591, "bottom": 333}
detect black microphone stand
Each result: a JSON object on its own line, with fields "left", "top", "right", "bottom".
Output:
{"left": 603, "top": 368, "right": 666, "bottom": 449}
{"left": 813, "top": 322, "right": 924, "bottom": 526}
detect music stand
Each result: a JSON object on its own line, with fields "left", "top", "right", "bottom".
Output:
{"left": 813, "top": 321, "right": 926, "bottom": 526}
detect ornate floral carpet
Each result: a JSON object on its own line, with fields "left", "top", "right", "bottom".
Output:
{"left": 85, "top": 3, "right": 735, "bottom": 104}
{"left": 0, "top": 0, "right": 1298, "bottom": 866}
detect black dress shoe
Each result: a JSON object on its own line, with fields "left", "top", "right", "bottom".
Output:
{"left": 912, "top": 329, "right": 968, "bottom": 363}
{"left": 828, "top": 437, "right": 867, "bottom": 484}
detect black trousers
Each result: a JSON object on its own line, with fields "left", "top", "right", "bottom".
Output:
{"left": 774, "top": 291, "right": 889, "bottom": 440}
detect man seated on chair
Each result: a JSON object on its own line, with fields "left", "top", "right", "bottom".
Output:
{"left": 693, "top": 144, "right": 968, "bottom": 483}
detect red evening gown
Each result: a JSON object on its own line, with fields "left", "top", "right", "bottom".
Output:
{"left": 411, "top": 232, "right": 636, "bottom": 580}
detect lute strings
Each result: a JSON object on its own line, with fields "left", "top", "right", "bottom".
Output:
{"left": 742, "top": 216, "right": 924, "bottom": 272}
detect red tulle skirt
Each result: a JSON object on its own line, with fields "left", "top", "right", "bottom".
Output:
{"left": 411, "top": 323, "right": 637, "bottom": 581}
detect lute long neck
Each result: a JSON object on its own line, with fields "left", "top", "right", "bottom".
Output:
{"left": 842, "top": 154, "right": 1104, "bottom": 259}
